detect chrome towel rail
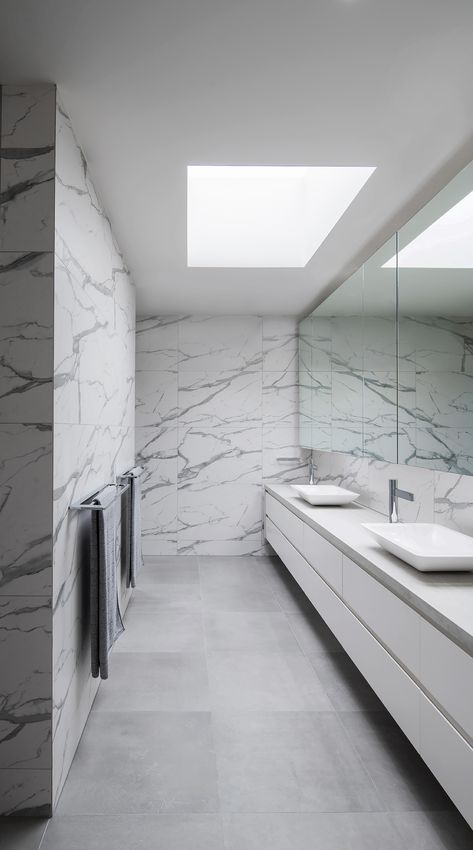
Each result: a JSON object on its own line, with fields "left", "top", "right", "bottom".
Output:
{"left": 117, "top": 465, "right": 145, "bottom": 482}
{"left": 69, "top": 482, "right": 131, "bottom": 511}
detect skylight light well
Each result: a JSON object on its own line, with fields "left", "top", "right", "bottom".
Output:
{"left": 187, "top": 165, "right": 375, "bottom": 268}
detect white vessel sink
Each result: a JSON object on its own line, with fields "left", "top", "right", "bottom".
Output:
{"left": 291, "top": 484, "right": 360, "bottom": 506}
{"left": 363, "top": 522, "right": 473, "bottom": 572}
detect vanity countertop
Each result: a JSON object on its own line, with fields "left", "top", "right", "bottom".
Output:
{"left": 265, "top": 483, "right": 473, "bottom": 656}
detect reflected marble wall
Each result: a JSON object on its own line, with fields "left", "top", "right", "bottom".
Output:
{"left": 299, "top": 316, "right": 397, "bottom": 463}
{"left": 136, "top": 316, "right": 307, "bottom": 556}
{"left": 313, "top": 448, "right": 473, "bottom": 535}
{"left": 400, "top": 315, "right": 473, "bottom": 473}
{"left": 0, "top": 85, "right": 55, "bottom": 816}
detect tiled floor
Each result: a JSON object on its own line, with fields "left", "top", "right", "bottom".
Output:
{"left": 2, "top": 555, "right": 472, "bottom": 849}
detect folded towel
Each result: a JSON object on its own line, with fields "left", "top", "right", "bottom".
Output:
{"left": 127, "top": 466, "right": 144, "bottom": 588}
{"left": 90, "top": 485, "right": 125, "bottom": 679}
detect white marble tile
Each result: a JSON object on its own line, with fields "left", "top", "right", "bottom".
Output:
{"left": 263, "top": 317, "right": 298, "bottom": 372}
{"left": 178, "top": 424, "right": 261, "bottom": 486}
{"left": 0, "top": 424, "right": 52, "bottom": 595}
{"left": 0, "top": 251, "right": 53, "bottom": 423}
{"left": 54, "top": 101, "right": 117, "bottom": 298}
{"left": 51, "top": 95, "right": 136, "bottom": 811}
{"left": 135, "top": 370, "right": 178, "bottom": 427}
{"left": 0, "top": 154, "right": 55, "bottom": 252}
{"left": 54, "top": 257, "right": 134, "bottom": 428}
{"left": 136, "top": 316, "right": 180, "bottom": 372}
{"left": 0, "top": 596, "right": 52, "bottom": 771}
{"left": 0, "top": 768, "right": 51, "bottom": 816}
{"left": 331, "top": 372, "right": 363, "bottom": 456}
{"left": 263, "top": 425, "right": 309, "bottom": 483}
{"left": 178, "top": 483, "right": 263, "bottom": 550}
{"left": 179, "top": 369, "right": 262, "bottom": 428}
{"left": 1, "top": 85, "right": 56, "bottom": 148}
{"left": 178, "top": 316, "right": 262, "bottom": 372}
{"left": 263, "top": 371, "right": 299, "bottom": 426}
{"left": 434, "top": 470, "right": 473, "bottom": 536}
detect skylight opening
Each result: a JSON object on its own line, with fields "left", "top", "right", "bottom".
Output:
{"left": 187, "top": 165, "right": 375, "bottom": 268}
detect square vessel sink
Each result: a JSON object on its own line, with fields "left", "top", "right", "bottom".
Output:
{"left": 363, "top": 522, "right": 473, "bottom": 572}
{"left": 291, "top": 484, "right": 359, "bottom": 506}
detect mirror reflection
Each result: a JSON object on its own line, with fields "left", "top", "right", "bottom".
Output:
{"left": 299, "top": 160, "right": 473, "bottom": 474}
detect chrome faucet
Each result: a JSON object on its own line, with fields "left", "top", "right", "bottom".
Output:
{"left": 308, "top": 457, "right": 316, "bottom": 485}
{"left": 388, "top": 479, "right": 414, "bottom": 523}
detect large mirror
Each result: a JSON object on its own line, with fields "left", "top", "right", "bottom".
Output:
{"left": 398, "top": 161, "right": 473, "bottom": 474}
{"left": 299, "top": 237, "right": 397, "bottom": 463}
{"left": 299, "top": 160, "right": 473, "bottom": 474}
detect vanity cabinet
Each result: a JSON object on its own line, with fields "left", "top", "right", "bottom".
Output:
{"left": 265, "top": 488, "right": 473, "bottom": 828}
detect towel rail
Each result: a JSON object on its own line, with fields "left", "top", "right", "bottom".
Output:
{"left": 69, "top": 482, "right": 130, "bottom": 511}
{"left": 117, "top": 465, "right": 145, "bottom": 485}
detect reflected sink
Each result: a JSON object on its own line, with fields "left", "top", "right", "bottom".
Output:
{"left": 363, "top": 522, "right": 473, "bottom": 572}
{"left": 291, "top": 484, "right": 360, "bottom": 506}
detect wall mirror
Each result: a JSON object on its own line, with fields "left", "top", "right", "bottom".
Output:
{"left": 398, "top": 161, "right": 473, "bottom": 474}
{"left": 299, "top": 159, "right": 473, "bottom": 474}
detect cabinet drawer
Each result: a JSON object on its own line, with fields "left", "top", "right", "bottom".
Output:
{"left": 266, "top": 519, "right": 420, "bottom": 749}
{"left": 420, "top": 694, "right": 473, "bottom": 829}
{"left": 265, "top": 494, "right": 303, "bottom": 550}
{"left": 301, "top": 523, "right": 343, "bottom": 594}
{"left": 420, "top": 620, "right": 473, "bottom": 743}
{"left": 266, "top": 519, "right": 345, "bottom": 634}
{"left": 343, "top": 556, "right": 420, "bottom": 676}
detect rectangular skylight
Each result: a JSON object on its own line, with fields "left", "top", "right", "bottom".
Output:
{"left": 187, "top": 165, "right": 375, "bottom": 268}
{"left": 383, "top": 189, "right": 473, "bottom": 268}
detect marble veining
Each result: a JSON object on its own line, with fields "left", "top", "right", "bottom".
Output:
{"left": 52, "top": 96, "right": 135, "bottom": 809}
{"left": 136, "top": 316, "right": 307, "bottom": 556}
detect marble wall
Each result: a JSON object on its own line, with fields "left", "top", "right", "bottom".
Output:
{"left": 0, "top": 85, "right": 55, "bottom": 816}
{"left": 0, "top": 85, "right": 135, "bottom": 816}
{"left": 52, "top": 99, "right": 135, "bottom": 806}
{"left": 313, "top": 448, "right": 473, "bottom": 535}
{"left": 136, "top": 316, "right": 308, "bottom": 556}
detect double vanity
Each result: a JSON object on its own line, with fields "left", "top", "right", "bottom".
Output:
{"left": 264, "top": 483, "right": 473, "bottom": 828}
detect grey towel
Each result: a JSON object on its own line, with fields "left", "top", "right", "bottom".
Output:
{"left": 90, "top": 485, "right": 125, "bottom": 679}
{"left": 127, "top": 466, "right": 144, "bottom": 588}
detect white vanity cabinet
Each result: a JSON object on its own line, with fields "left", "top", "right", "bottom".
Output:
{"left": 264, "top": 488, "right": 473, "bottom": 829}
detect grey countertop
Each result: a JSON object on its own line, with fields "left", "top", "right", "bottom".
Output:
{"left": 265, "top": 484, "right": 473, "bottom": 656}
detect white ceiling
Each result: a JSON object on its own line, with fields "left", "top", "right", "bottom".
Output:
{"left": 1, "top": 0, "right": 473, "bottom": 317}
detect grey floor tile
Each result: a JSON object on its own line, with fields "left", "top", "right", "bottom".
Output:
{"left": 259, "top": 560, "right": 313, "bottom": 611}
{"left": 41, "top": 814, "right": 224, "bottom": 850}
{"left": 286, "top": 609, "right": 344, "bottom": 655}
{"left": 140, "top": 559, "right": 200, "bottom": 585}
{"left": 56, "top": 712, "right": 219, "bottom": 814}
{"left": 339, "top": 711, "right": 455, "bottom": 812}
{"left": 204, "top": 612, "right": 301, "bottom": 652}
{"left": 93, "top": 652, "right": 210, "bottom": 712}
{"left": 118, "top": 610, "right": 205, "bottom": 652}
{"left": 213, "top": 711, "right": 382, "bottom": 813}
{"left": 199, "top": 558, "right": 269, "bottom": 590}
{"left": 222, "top": 812, "right": 405, "bottom": 850}
{"left": 127, "top": 582, "right": 203, "bottom": 611}
{"left": 0, "top": 818, "right": 48, "bottom": 850}
{"left": 389, "top": 811, "right": 473, "bottom": 849}
{"left": 207, "top": 650, "right": 333, "bottom": 711}
{"left": 201, "top": 584, "right": 281, "bottom": 612}
{"left": 308, "top": 651, "right": 385, "bottom": 712}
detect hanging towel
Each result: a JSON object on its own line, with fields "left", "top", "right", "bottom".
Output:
{"left": 90, "top": 485, "right": 124, "bottom": 679}
{"left": 127, "top": 466, "right": 144, "bottom": 588}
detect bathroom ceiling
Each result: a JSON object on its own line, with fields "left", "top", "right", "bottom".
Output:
{"left": 1, "top": 0, "right": 473, "bottom": 317}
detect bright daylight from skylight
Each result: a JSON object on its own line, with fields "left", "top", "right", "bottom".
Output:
{"left": 187, "top": 165, "right": 376, "bottom": 268}
{"left": 383, "top": 189, "right": 473, "bottom": 268}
